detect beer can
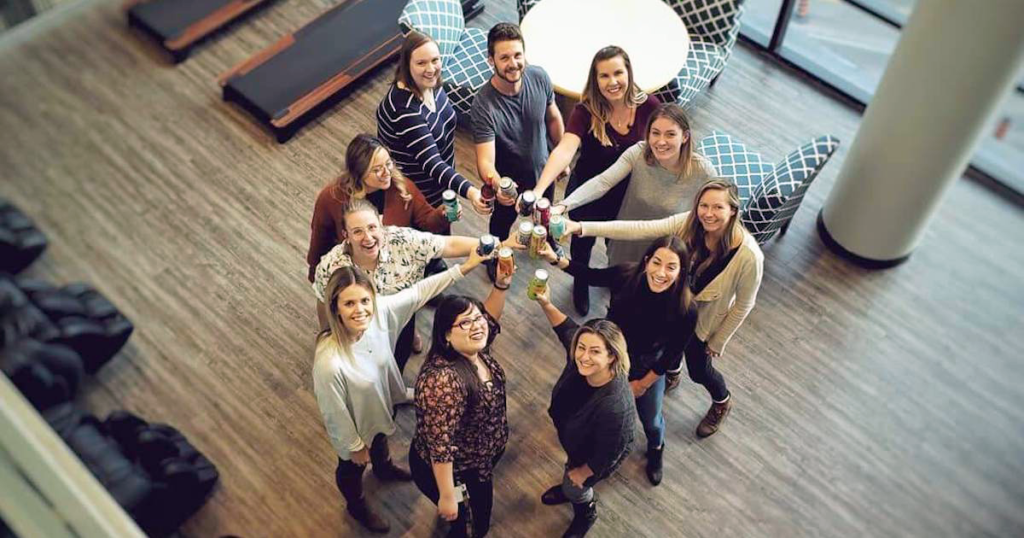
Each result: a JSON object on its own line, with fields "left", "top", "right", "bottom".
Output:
{"left": 533, "top": 197, "right": 551, "bottom": 227}
{"left": 480, "top": 181, "right": 496, "bottom": 209}
{"left": 518, "top": 190, "right": 536, "bottom": 217}
{"left": 499, "top": 177, "right": 518, "bottom": 200}
{"left": 517, "top": 221, "right": 534, "bottom": 246}
{"left": 548, "top": 215, "right": 565, "bottom": 242}
{"left": 442, "top": 190, "right": 460, "bottom": 222}
{"left": 529, "top": 224, "right": 547, "bottom": 259}
{"left": 477, "top": 234, "right": 497, "bottom": 256}
{"left": 497, "top": 247, "right": 514, "bottom": 276}
{"left": 528, "top": 269, "right": 549, "bottom": 300}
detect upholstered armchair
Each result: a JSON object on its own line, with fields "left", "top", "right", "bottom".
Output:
{"left": 656, "top": 0, "right": 746, "bottom": 108}
{"left": 698, "top": 131, "right": 840, "bottom": 244}
{"left": 399, "top": 0, "right": 491, "bottom": 115}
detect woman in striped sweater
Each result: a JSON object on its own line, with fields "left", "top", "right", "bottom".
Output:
{"left": 377, "top": 31, "right": 490, "bottom": 216}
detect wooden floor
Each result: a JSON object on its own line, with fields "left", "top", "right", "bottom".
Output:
{"left": 2, "top": 1, "right": 1023, "bottom": 536}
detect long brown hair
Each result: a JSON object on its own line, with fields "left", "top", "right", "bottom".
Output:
{"left": 680, "top": 178, "right": 743, "bottom": 277}
{"left": 616, "top": 235, "right": 693, "bottom": 321}
{"left": 642, "top": 103, "right": 693, "bottom": 176}
{"left": 331, "top": 134, "right": 409, "bottom": 203}
{"left": 580, "top": 46, "right": 647, "bottom": 147}
{"left": 316, "top": 265, "right": 378, "bottom": 363}
{"left": 394, "top": 31, "right": 442, "bottom": 99}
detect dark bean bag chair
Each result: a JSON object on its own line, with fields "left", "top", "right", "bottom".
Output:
{"left": 0, "top": 338, "right": 85, "bottom": 412}
{"left": 0, "top": 199, "right": 47, "bottom": 275}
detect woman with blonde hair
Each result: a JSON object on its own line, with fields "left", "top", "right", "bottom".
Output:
{"left": 537, "top": 235, "right": 696, "bottom": 488}
{"left": 313, "top": 246, "right": 489, "bottom": 533}
{"left": 562, "top": 178, "right": 765, "bottom": 438}
{"left": 552, "top": 103, "right": 717, "bottom": 273}
{"left": 530, "top": 46, "right": 661, "bottom": 315}
{"left": 530, "top": 286, "right": 636, "bottom": 538}
{"left": 307, "top": 133, "right": 449, "bottom": 284}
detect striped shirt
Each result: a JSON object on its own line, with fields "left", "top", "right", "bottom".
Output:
{"left": 377, "top": 84, "right": 472, "bottom": 207}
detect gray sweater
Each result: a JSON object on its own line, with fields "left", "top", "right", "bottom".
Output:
{"left": 560, "top": 142, "right": 717, "bottom": 265}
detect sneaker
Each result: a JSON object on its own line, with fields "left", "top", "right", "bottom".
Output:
{"left": 664, "top": 371, "right": 682, "bottom": 393}
{"left": 541, "top": 484, "right": 569, "bottom": 505}
{"left": 696, "top": 396, "right": 733, "bottom": 438}
{"left": 645, "top": 445, "right": 663, "bottom": 486}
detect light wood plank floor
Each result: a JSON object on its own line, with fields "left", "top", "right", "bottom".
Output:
{"left": 1, "top": 1, "right": 1022, "bottom": 536}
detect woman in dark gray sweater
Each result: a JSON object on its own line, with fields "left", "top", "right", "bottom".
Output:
{"left": 532, "top": 286, "right": 636, "bottom": 538}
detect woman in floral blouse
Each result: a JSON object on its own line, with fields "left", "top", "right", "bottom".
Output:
{"left": 409, "top": 265, "right": 514, "bottom": 538}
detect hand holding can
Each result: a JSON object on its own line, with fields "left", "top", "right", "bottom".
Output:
{"left": 527, "top": 269, "right": 549, "bottom": 300}
{"left": 442, "top": 190, "right": 461, "bottom": 222}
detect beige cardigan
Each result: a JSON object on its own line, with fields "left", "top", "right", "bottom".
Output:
{"left": 581, "top": 212, "right": 764, "bottom": 354}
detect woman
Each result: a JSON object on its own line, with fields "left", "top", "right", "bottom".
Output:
{"left": 409, "top": 265, "right": 515, "bottom": 538}
{"left": 538, "top": 236, "right": 696, "bottom": 486}
{"left": 530, "top": 46, "right": 660, "bottom": 315}
{"left": 313, "top": 246, "right": 488, "bottom": 533}
{"left": 563, "top": 178, "right": 765, "bottom": 438}
{"left": 530, "top": 285, "right": 635, "bottom": 538}
{"left": 377, "top": 30, "right": 489, "bottom": 215}
{"left": 553, "top": 103, "right": 717, "bottom": 268}
{"left": 307, "top": 133, "right": 449, "bottom": 284}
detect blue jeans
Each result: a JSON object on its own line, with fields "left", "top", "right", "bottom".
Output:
{"left": 635, "top": 375, "right": 666, "bottom": 451}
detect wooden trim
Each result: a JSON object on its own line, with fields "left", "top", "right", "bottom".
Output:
{"left": 166, "top": 0, "right": 268, "bottom": 51}
{"left": 271, "top": 33, "right": 403, "bottom": 127}
{"left": 219, "top": 33, "right": 296, "bottom": 86}
{"left": 0, "top": 376, "right": 146, "bottom": 538}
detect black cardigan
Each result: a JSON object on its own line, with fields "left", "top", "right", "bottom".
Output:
{"left": 547, "top": 318, "right": 636, "bottom": 479}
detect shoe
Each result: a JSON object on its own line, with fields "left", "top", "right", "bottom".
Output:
{"left": 562, "top": 499, "right": 598, "bottom": 538}
{"left": 572, "top": 279, "right": 590, "bottom": 316}
{"left": 412, "top": 331, "right": 424, "bottom": 354}
{"left": 348, "top": 499, "right": 390, "bottom": 533}
{"left": 696, "top": 396, "right": 733, "bottom": 438}
{"left": 373, "top": 459, "right": 413, "bottom": 482}
{"left": 664, "top": 371, "right": 682, "bottom": 393}
{"left": 541, "top": 484, "right": 569, "bottom": 505}
{"left": 645, "top": 445, "right": 663, "bottom": 486}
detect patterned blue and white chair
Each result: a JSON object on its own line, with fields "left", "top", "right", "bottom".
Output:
{"left": 656, "top": 0, "right": 746, "bottom": 109}
{"left": 517, "top": 0, "right": 542, "bottom": 21}
{"left": 399, "top": 0, "right": 491, "bottom": 115}
{"left": 698, "top": 131, "right": 840, "bottom": 244}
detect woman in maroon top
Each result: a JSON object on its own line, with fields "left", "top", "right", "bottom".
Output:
{"left": 409, "top": 265, "right": 513, "bottom": 538}
{"left": 306, "top": 133, "right": 449, "bottom": 283}
{"left": 530, "top": 46, "right": 660, "bottom": 316}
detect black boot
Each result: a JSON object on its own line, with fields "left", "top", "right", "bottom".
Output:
{"left": 370, "top": 435, "right": 412, "bottom": 482}
{"left": 562, "top": 499, "right": 598, "bottom": 537}
{"left": 337, "top": 462, "right": 390, "bottom": 533}
{"left": 572, "top": 278, "right": 590, "bottom": 316}
{"left": 645, "top": 444, "right": 664, "bottom": 486}
{"left": 541, "top": 484, "right": 570, "bottom": 505}
{"left": 347, "top": 498, "right": 390, "bottom": 534}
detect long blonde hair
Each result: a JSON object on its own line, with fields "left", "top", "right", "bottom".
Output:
{"left": 580, "top": 46, "right": 647, "bottom": 148}
{"left": 315, "top": 265, "right": 378, "bottom": 362}
{"left": 331, "top": 134, "right": 409, "bottom": 203}
{"left": 679, "top": 178, "right": 743, "bottom": 277}
{"left": 571, "top": 318, "right": 631, "bottom": 378}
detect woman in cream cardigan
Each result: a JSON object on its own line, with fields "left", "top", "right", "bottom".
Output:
{"left": 563, "top": 178, "right": 763, "bottom": 438}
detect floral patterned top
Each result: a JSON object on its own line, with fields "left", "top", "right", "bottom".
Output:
{"left": 312, "top": 225, "right": 446, "bottom": 302}
{"left": 413, "top": 352, "right": 509, "bottom": 479}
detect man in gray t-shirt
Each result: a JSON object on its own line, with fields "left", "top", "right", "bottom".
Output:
{"left": 472, "top": 22, "right": 565, "bottom": 240}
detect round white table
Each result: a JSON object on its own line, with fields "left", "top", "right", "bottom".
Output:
{"left": 520, "top": 0, "right": 690, "bottom": 99}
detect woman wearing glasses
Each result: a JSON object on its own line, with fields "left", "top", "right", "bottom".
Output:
{"left": 409, "top": 264, "right": 515, "bottom": 538}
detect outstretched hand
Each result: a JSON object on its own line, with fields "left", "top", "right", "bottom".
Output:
{"left": 531, "top": 284, "right": 551, "bottom": 305}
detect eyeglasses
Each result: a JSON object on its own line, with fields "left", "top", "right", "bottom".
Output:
{"left": 371, "top": 160, "right": 395, "bottom": 177}
{"left": 453, "top": 314, "right": 486, "bottom": 331}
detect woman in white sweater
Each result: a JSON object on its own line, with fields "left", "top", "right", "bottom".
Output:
{"left": 563, "top": 178, "right": 763, "bottom": 438}
{"left": 313, "top": 247, "right": 488, "bottom": 533}
{"left": 552, "top": 103, "right": 717, "bottom": 267}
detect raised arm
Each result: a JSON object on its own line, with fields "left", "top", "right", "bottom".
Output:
{"left": 379, "top": 251, "right": 485, "bottom": 340}
{"left": 407, "top": 180, "right": 450, "bottom": 233}
{"left": 557, "top": 143, "right": 640, "bottom": 211}
{"left": 537, "top": 241, "right": 624, "bottom": 290}
{"left": 532, "top": 133, "right": 581, "bottom": 199}
{"left": 577, "top": 211, "right": 689, "bottom": 242}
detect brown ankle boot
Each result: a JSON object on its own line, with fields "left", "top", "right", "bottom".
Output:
{"left": 696, "top": 396, "right": 733, "bottom": 438}
{"left": 348, "top": 498, "right": 390, "bottom": 533}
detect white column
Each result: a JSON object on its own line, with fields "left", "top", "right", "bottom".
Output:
{"left": 818, "top": 0, "right": 1024, "bottom": 266}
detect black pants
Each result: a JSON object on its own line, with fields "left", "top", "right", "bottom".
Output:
{"left": 683, "top": 338, "right": 729, "bottom": 402}
{"left": 409, "top": 446, "right": 503, "bottom": 537}
{"left": 488, "top": 184, "right": 554, "bottom": 241}
{"left": 334, "top": 433, "right": 391, "bottom": 508}
{"left": 565, "top": 172, "right": 628, "bottom": 284}
{"left": 395, "top": 314, "right": 416, "bottom": 373}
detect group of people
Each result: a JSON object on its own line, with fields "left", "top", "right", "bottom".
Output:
{"left": 306, "top": 21, "right": 764, "bottom": 538}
